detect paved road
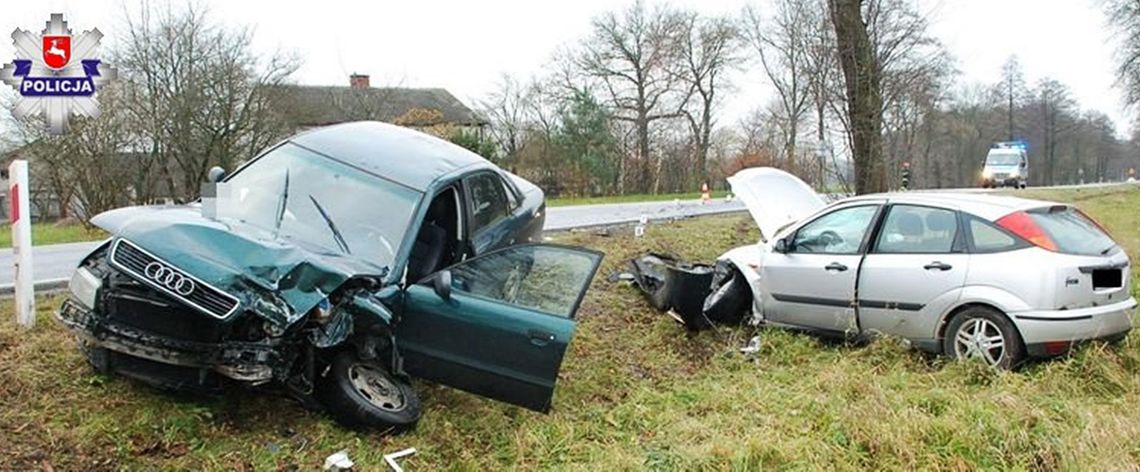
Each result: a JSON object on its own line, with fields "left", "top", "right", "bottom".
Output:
{"left": 0, "top": 198, "right": 748, "bottom": 288}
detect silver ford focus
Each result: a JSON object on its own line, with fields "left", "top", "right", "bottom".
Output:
{"left": 715, "top": 168, "right": 1137, "bottom": 369}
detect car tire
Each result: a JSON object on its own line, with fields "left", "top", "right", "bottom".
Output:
{"left": 318, "top": 350, "right": 422, "bottom": 432}
{"left": 80, "top": 341, "right": 111, "bottom": 373}
{"left": 942, "top": 306, "right": 1026, "bottom": 370}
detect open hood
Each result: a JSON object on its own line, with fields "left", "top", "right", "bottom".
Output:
{"left": 727, "top": 167, "right": 825, "bottom": 242}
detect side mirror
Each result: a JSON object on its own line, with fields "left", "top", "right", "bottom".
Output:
{"left": 432, "top": 270, "right": 452, "bottom": 301}
{"left": 773, "top": 238, "right": 789, "bottom": 253}
{"left": 207, "top": 166, "right": 227, "bottom": 183}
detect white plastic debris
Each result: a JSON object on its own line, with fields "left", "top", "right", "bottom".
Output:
{"left": 725, "top": 193, "right": 734, "bottom": 202}
{"left": 323, "top": 449, "right": 354, "bottom": 471}
{"left": 673, "top": 198, "right": 681, "bottom": 208}
{"left": 634, "top": 214, "right": 648, "bottom": 238}
{"left": 740, "top": 335, "right": 761, "bottom": 355}
{"left": 384, "top": 447, "right": 417, "bottom": 472}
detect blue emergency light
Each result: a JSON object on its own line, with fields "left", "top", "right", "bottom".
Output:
{"left": 991, "top": 140, "right": 1029, "bottom": 151}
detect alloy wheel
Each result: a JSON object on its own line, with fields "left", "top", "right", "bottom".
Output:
{"left": 953, "top": 318, "right": 1006, "bottom": 366}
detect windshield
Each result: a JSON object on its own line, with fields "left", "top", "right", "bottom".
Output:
{"left": 218, "top": 143, "right": 420, "bottom": 271}
{"left": 986, "top": 151, "right": 1022, "bottom": 166}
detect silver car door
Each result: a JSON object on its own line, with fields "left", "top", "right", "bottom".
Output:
{"left": 761, "top": 203, "right": 882, "bottom": 334}
{"left": 858, "top": 204, "right": 968, "bottom": 340}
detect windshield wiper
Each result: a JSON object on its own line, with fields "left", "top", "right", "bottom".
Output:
{"left": 308, "top": 194, "right": 351, "bottom": 255}
{"left": 273, "top": 169, "right": 290, "bottom": 238}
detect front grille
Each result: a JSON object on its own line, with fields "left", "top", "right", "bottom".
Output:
{"left": 104, "top": 280, "right": 228, "bottom": 342}
{"left": 109, "top": 239, "right": 241, "bottom": 319}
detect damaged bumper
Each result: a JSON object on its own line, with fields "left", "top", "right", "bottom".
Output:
{"left": 57, "top": 298, "right": 286, "bottom": 387}
{"left": 617, "top": 254, "right": 748, "bottom": 330}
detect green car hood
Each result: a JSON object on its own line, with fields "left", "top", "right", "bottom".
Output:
{"left": 92, "top": 205, "right": 390, "bottom": 327}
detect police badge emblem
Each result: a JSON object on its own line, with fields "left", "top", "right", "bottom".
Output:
{"left": 1, "top": 13, "right": 117, "bottom": 135}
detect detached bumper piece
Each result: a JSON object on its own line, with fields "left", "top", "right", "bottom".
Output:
{"left": 615, "top": 253, "right": 715, "bottom": 330}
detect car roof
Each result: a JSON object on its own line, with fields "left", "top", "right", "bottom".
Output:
{"left": 289, "top": 121, "right": 493, "bottom": 192}
{"left": 842, "top": 191, "right": 1059, "bottom": 221}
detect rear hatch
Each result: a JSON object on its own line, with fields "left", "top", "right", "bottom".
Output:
{"left": 1000, "top": 205, "right": 1131, "bottom": 310}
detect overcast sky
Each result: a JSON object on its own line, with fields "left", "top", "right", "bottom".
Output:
{"left": 1, "top": 0, "right": 1130, "bottom": 137}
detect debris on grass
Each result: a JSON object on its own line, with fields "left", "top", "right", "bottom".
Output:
{"left": 322, "top": 450, "right": 353, "bottom": 471}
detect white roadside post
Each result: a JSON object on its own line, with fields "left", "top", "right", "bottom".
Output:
{"left": 9, "top": 160, "right": 35, "bottom": 328}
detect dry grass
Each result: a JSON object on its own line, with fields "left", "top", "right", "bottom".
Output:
{"left": 1, "top": 185, "right": 1139, "bottom": 470}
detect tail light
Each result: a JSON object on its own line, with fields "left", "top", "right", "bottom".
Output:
{"left": 995, "top": 211, "right": 1058, "bottom": 251}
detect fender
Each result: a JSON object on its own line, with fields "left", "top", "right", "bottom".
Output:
{"left": 718, "top": 244, "right": 766, "bottom": 318}
{"left": 930, "top": 284, "right": 1032, "bottom": 338}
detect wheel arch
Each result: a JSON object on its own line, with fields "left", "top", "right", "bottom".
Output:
{"left": 714, "top": 253, "right": 761, "bottom": 316}
{"left": 935, "top": 301, "right": 1021, "bottom": 350}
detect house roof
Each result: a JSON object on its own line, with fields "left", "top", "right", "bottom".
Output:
{"left": 289, "top": 121, "right": 493, "bottom": 192}
{"left": 277, "top": 85, "right": 488, "bottom": 128}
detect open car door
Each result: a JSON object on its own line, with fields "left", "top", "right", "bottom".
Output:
{"left": 396, "top": 243, "right": 602, "bottom": 412}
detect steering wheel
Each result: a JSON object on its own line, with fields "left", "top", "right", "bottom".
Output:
{"left": 818, "top": 230, "right": 844, "bottom": 247}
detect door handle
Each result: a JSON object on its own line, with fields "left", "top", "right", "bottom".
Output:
{"left": 528, "top": 329, "right": 556, "bottom": 346}
{"left": 923, "top": 261, "right": 953, "bottom": 271}
{"left": 824, "top": 262, "right": 848, "bottom": 272}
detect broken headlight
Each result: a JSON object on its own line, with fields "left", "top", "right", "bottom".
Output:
{"left": 68, "top": 267, "right": 101, "bottom": 309}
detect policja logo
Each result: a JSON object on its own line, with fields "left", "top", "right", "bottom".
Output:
{"left": 1, "top": 13, "right": 117, "bottom": 135}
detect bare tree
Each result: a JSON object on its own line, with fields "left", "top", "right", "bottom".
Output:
{"left": 479, "top": 74, "right": 536, "bottom": 168}
{"left": 673, "top": 12, "right": 740, "bottom": 186}
{"left": 5, "top": 83, "right": 138, "bottom": 222}
{"left": 995, "top": 55, "right": 1027, "bottom": 141}
{"left": 742, "top": 2, "right": 813, "bottom": 175}
{"left": 800, "top": 0, "right": 846, "bottom": 189}
{"left": 115, "top": 3, "right": 299, "bottom": 202}
{"left": 829, "top": 0, "right": 886, "bottom": 194}
{"left": 574, "top": 0, "right": 688, "bottom": 193}
{"left": 1030, "top": 78, "right": 1076, "bottom": 186}
{"left": 1103, "top": 0, "right": 1140, "bottom": 109}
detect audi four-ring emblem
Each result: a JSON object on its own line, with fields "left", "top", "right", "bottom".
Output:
{"left": 143, "top": 261, "right": 196, "bottom": 296}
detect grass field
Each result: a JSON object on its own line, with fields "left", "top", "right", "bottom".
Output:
{"left": 0, "top": 222, "right": 107, "bottom": 248}
{"left": 2, "top": 185, "right": 1139, "bottom": 469}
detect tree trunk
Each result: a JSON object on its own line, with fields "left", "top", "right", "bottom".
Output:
{"left": 829, "top": 0, "right": 885, "bottom": 194}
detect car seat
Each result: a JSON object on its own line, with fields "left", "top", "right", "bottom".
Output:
{"left": 407, "top": 223, "right": 447, "bottom": 283}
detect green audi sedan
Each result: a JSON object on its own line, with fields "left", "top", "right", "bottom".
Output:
{"left": 57, "top": 121, "right": 602, "bottom": 432}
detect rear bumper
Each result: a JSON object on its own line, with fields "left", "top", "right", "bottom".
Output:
{"left": 1011, "top": 297, "right": 1137, "bottom": 351}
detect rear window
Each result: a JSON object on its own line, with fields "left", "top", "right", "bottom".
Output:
{"left": 1028, "top": 207, "right": 1115, "bottom": 256}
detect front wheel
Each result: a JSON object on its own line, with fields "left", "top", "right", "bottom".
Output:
{"left": 942, "top": 306, "right": 1026, "bottom": 370}
{"left": 318, "top": 350, "right": 422, "bottom": 432}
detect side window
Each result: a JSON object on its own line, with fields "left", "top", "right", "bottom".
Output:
{"left": 467, "top": 173, "right": 509, "bottom": 232}
{"left": 500, "top": 175, "right": 520, "bottom": 210}
{"left": 791, "top": 205, "right": 878, "bottom": 254}
{"left": 449, "top": 245, "right": 601, "bottom": 318}
{"left": 875, "top": 205, "right": 958, "bottom": 254}
{"left": 969, "top": 217, "right": 1020, "bottom": 252}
